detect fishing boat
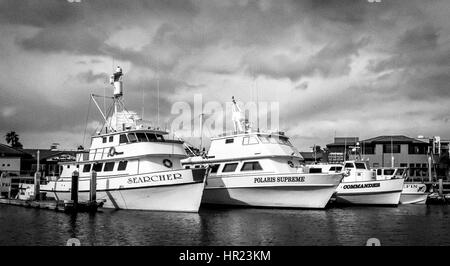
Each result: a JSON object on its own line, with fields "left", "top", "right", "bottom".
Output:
{"left": 374, "top": 167, "right": 428, "bottom": 204}
{"left": 309, "top": 161, "right": 405, "bottom": 205}
{"left": 40, "top": 67, "right": 207, "bottom": 212}
{"left": 181, "top": 97, "right": 343, "bottom": 209}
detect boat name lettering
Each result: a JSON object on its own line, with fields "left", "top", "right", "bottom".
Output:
{"left": 342, "top": 183, "right": 380, "bottom": 189}
{"left": 127, "top": 173, "right": 183, "bottom": 184}
{"left": 254, "top": 176, "right": 305, "bottom": 183}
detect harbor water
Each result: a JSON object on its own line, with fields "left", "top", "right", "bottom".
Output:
{"left": 1, "top": 204, "right": 449, "bottom": 246}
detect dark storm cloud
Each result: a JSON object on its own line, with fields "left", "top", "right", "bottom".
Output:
{"left": 9, "top": 0, "right": 200, "bottom": 73}
{"left": 1, "top": 0, "right": 450, "bottom": 149}
{"left": 20, "top": 25, "right": 107, "bottom": 55}
{"left": 398, "top": 24, "right": 440, "bottom": 52}
{"left": 77, "top": 70, "right": 109, "bottom": 83}
{"left": 367, "top": 24, "right": 445, "bottom": 73}
{"left": 0, "top": 0, "right": 84, "bottom": 27}
{"left": 366, "top": 22, "right": 450, "bottom": 101}
{"left": 243, "top": 38, "right": 369, "bottom": 81}
{"left": 0, "top": 86, "right": 92, "bottom": 133}
{"left": 407, "top": 73, "right": 450, "bottom": 100}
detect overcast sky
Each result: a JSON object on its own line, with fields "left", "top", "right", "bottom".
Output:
{"left": 1, "top": 0, "right": 449, "bottom": 151}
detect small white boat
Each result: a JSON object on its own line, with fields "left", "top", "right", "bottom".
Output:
{"left": 374, "top": 167, "right": 428, "bottom": 204}
{"left": 310, "top": 161, "right": 405, "bottom": 206}
{"left": 40, "top": 67, "right": 207, "bottom": 212}
{"left": 181, "top": 97, "right": 343, "bottom": 209}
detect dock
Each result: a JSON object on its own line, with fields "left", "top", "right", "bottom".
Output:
{"left": 0, "top": 198, "right": 105, "bottom": 213}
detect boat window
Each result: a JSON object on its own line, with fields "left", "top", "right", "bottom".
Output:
{"left": 258, "top": 135, "right": 270, "bottom": 143}
{"left": 210, "top": 164, "right": 220, "bottom": 173}
{"left": 104, "top": 162, "right": 115, "bottom": 172}
{"left": 355, "top": 163, "right": 366, "bottom": 169}
{"left": 344, "top": 163, "right": 354, "bottom": 168}
{"left": 109, "top": 136, "right": 114, "bottom": 142}
{"left": 195, "top": 165, "right": 200, "bottom": 168}
{"left": 397, "top": 169, "right": 405, "bottom": 176}
{"left": 92, "top": 163, "right": 103, "bottom": 172}
{"left": 242, "top": 137, "right": 259, "bottom": 145}
{"left": 384, "top": 169, "right": 395, "bottom": 176}
{"left": 136, "top": 132, "right": 148, "bottom": 142}
{"left": 377, "top": 169, "right": 382, "bottom": 175}
{"left": 156, "top": 135, "right": 165, "bottom": 141}
{"left": 330, "top": 167, "right": 336, "bottom": 171}
{"left": 266, "top": 135, "right": 278, "bottom": 144}
{"left": 146, "top": 133, "right": 157, "bottom": 141}
{"left": 118, "top": 161, "right": 128, "bottom": 171}
{"left": 276, "top": 136, "right": 292, "bottom": 146}
{"left": 185, "top": 165, "right": 190, "bottom": 169}
{"left": 222, "top": 163, "right": 238, "bottom": 172}
{"left": 225, "top": 138, "right": 234, "bottom": 144}
{"left": 82, "top": 164, "right": 91, "bottom": 173}
{"left": 241, "top": 161, "right": 263, "bottom": 171}
{"left": 102, "top": 137, "right": 107, "bottom": 143}
{"left": 119, "top": 134, "right": 128, "bottom": 144}
{"left": 336, "top": 166, "right": 342, "bottom": 171}
{"left": 128, "top": 133, "right": 138, "bottom": 143}
{"left": 309, "top": 168, "right": 322, "bottom": 173}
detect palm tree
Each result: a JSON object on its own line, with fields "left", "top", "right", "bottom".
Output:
{"left": 5, "top": 131, "right": 22, "bottom": 148}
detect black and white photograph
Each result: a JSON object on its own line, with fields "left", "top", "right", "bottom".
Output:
{"left": 0, "top": 0, "right": 450, "bottom": 254}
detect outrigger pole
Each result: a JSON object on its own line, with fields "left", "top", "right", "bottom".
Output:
{"left": 91, "top": 94, "right": 115, "bottom": 132}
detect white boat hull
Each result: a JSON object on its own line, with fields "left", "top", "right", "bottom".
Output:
{"left": 203, "top": 173, "right": 343, "bottom": 209}
{"left": 336, "top": 178, "right": 404, "bottom": 206}
{"left": 400, "top": 183, "right": 429, "bottom": 204}
{"left": 41, "top": 169, "right": 206, "bottom": 212}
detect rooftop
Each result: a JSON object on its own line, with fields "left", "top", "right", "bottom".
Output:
{"left": 21, "top": 149, "right": 78, "bottom": 161}
{"left": 361, "top": 135, "right": 428, "bottom": 144}
{"left": 0, "top": 144, "right": 30, "bottom": 157}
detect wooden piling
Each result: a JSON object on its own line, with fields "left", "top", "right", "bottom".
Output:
{"left": 34, "top": 172, "right": 41, "bottom": 201}
{"left": 439, "top": 178, "right": 444, "bottom": 196}
{"left": 90, "top": 171, "right": 97, "bottom": 202}
{"left": 428, "top": 156, "right": 433, "bottom": 182}
{"left": 71, "top": 171, "right": 79, "bottom": 208}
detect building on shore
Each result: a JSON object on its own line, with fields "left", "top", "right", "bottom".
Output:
{"left": 0, "top": 145, "right": 80, "bottom": 198}
{"left": 20, "top": 149, "right": 77, "bottom": 177}
{"left": 0, "top": 144, "right": 33, "bottom": 176}
{"left": 325, "top": 135, "right": 450, "bottom": 181}
{"left": 0, "top": 144, "right": 79, "bottom": 177}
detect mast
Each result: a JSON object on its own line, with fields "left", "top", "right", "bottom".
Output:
{"left": 231, "top": 96, "right": 243, "bottom": 133}
{"left": 199, "top": 113, "right": 204, "bottom": 151}
{"left": 391, "top": 137, "right": 394, "bottom": 167}
{"left": 110, "top": 66, "right": 124, "bottom": 131}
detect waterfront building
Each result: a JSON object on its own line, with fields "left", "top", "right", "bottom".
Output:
{"left": 326, "top": 135, "right": 450, "bottom": 181}
{"left": 0, "top": 144, "right": 32, "bottom": 176}
{"left": 21, "top": 149, "right": 77, "bottom": 178}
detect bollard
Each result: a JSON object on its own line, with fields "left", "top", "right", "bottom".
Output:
{"left": 90, "top": 171, "right": 97, "bottom": 202}
{"left": 71, "top": 171, "right": 79, "bottom": 209}
{"left": 439, "top": 178, "right": 443, "bottom": 197}
{"left": 34, "top": 172, "right": 41, "bottom": 201}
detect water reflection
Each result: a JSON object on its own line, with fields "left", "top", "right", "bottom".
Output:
{"left": 1, "top": 204, "right": 450, "bottom": 245}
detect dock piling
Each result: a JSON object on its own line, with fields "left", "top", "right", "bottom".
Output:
{"left": 71, "top": 171, "right": 79, "bottom": 208}
{"left": 34, "top": 172, "right": 41, "bottom": 201}
{"left": 90, "top": 171, "right": 97, "bottom": 202}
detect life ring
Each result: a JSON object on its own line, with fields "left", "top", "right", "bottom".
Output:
{"left": 108, "top": 147, "right": 116, "bottom": 157}
{"left": 163, "top": 159, "right": 173, "bottom": 168}
{"left": 287, "top": 161, "right": 294, "bottom": 168}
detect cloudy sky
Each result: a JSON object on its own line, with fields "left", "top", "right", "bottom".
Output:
{"left": 0, "top": 0, "right": 449, "bottom": 151}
